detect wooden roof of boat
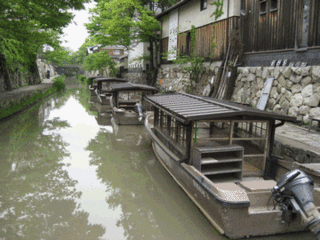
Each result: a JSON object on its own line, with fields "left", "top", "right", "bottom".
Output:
{"left": 145, "top": 93, "right": 296, "bottom": 124}
{"left": 109, "top": 82, "right": 158, "bottom": 92}
{"left": 95, "top": 77, "right": 127, "bottom": 82}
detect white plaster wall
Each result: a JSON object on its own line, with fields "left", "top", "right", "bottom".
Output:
{"left": 128, "top": 42, "right": 151, "bottom": 71}
{"left": 161, "top": 0, "right": 240, "bottom": 37}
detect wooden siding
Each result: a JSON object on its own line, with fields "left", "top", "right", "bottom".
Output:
{"left": 241, "top": 0, "right": 320, "bottom": 53}
{"left": 309, "top": 0, "right": 320, "bottom": 46}
{"left": 161, "top": 17, "right": 239, "bottom": 63}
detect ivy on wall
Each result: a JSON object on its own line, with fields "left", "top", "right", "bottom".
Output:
{"left": 211, "top": 0, "right": 224, "bottom": 20}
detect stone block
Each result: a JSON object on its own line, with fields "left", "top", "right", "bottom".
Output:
{"left": 290, "top": 93, "right": 303, "bottom": 107}
{"left": 281, "top": 100, "right": 290, "bottom": 114}
{"left": 249, "top": 67, "right": 256, "bottom": 74}
{"left": 291, "top": 84, "right": 302, "bottom": 94}
{"left": 301, "top": 77, "right": 312, "bottom": 88}
{"left": 301, "top": 66, "right": 311, "bottom": 77}
{"left": 278, "top": 75, "right": 286, "bottom": 87}
{"left": 289, "top": 74, "right": 302, "bottom": 84}
{"left": 287, "top": 79, "right": 293, "bottom": 88}
{"left": 279, "top": 94, "right": 286, "bottom": 105}
{"left": 301, "top": 84, "right": 313, "bottom": 98}
{"left": 274, "top": 67, "right": 281, "bottom": 79}
{"left": 248, "top": 73, "right": 255, "bottom": 81}
{"left": 312, "top": 66, "right": 320, "bottom": 82}
{"left": 236, "top": 73, "right": 243, "bottom": 81}
{"left": 273, "top": 104, "right": 281, "bottom": 113}
{"left": 262, "top": 67, "right": 268, "bottom": 79}
{"left": 288, "top": 107, "right": 299, "bottom": 117}
{"left": 266, "top": 98, "right": 276, "bottom": 110}
{"left": 298, "top": 105, "right": 310, "bottom": 115}
{"left": 310, "top": 107, "right": 320, "bottom": 117}
{"left": 270, "top": 87, "right": 278, "bottom": 99}
{"left": 303, "top": 114, "right": 310, "bottom": 124}
{"left": 282, "top": 67, "right": 292, "bottom": 79}
{"left": 256, "top": 67, "right": 263, "bottom": 78}
{"left": 304, "top": 95, "right": 320, "bottom": 107}
{"left": 242, "top": 67, "right": 249, "bottom": 77}
{"left": 257, "top": 77, "right": 264, "bottom": 89}
{"left": 292, "top": 67, "right": 302, "bottom": 75}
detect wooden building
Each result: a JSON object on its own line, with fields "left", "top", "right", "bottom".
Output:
{"left": 156, "top": 0, "right": 241, "bottom": 64}
{"left": 157, "top": 0, "right": 320, "bottom": 66}
{"left": 241, "top": 0, "right": 320, "bottom": 66}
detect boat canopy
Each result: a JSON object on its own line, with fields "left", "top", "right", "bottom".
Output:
{"left": 144, "top": 93, "right": 296, "bottom": 124}
{"left": 109, "top": 82, "right": 158, "bottom": 93}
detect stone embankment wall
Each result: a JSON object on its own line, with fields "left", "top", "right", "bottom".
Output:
{"left": 155, "top": 63, "right": 220, "bottom": 95}
{"left": 231, "top": 66, "right": 320, "bottom": 123}
{"left": 0, "top": 59, "right": 57, "bottom": 94}
{"left": 37, "top": 59, "right": 57, "bottom": 81}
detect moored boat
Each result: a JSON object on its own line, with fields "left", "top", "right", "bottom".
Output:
{"left": 144, "top": 92, "right": 320, "bottom": 239}
{"left": 94, "top": 77, "right": 128, "bottom": 108}
{"left": 109, "top": 82, "right": 158, "bottom": 125}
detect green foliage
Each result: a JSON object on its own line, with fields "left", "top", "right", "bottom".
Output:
{"left": 42, "top": 45, "right": 71, "bottom": 67}
{"left": 53, "top": 75, "right": 66, "bottom": 91}
{"left": 83, "top": 51, "right": 118, "bottom": 76}
{"left": 0, "top": 0, "right": 89, "bottom": 71}
{"left": 211, "top": 0, "right": 224, "bottom": 20}
{"left": 68, "top": 38, "right": 97, "bottom": 65}
{"left": 0, "top": 88, "right": 57, "bottom": 120}
{"left": 169, "top": 26, "right": 206, "bottom": 93}
{"left": 76, "top": 74, "right": 89, "bottom": 85}
{"left": 86, "top": 0, "right": 160, "bottom": 49}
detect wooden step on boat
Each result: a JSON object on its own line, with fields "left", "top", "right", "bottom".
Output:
{"left": 109, "top": 82, "right": 158, "bottom": 125}
{"left": 144, "top": 92, "right": 320, "bottom": 239}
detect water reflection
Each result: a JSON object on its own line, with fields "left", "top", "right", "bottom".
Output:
{"left": 0, "top": 89, "right": 312, "bottom": 240}
{"left": 0, "top": 92, "right": 105, "bottom": 240}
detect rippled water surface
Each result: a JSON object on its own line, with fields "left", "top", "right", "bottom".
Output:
{"left": 0, "top": 88, "right": 312, "bottom": 239}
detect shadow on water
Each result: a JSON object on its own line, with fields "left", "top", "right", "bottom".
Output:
{"left": 0, "top": 88, "right": 313, "bottom": 240}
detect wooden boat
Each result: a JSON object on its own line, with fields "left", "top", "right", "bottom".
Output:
{"left": 95, "top": 77, "right": 128, "bottom": 108}
{"left": 109, "top": 82, "right": 158, "bottom": 125}
{"left": 144, "top": 92, "right": 320, "bottom": 239}
{"left": 88, "top": 76, "right": 101, "bottom": 97}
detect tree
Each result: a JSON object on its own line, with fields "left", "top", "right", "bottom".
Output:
{"left": 86, "top": 0, "right": 165, "bottom": 85}
{"left": 0, "top": 0, "right": 89, "bottom": 90}
{"left": 83, "top": 50, "right": 118, "bottom": 76}
{"left": 68, "top": 37, "right": 97, "bottom": 65}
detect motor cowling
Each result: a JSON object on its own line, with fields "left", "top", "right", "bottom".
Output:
{"left": 273, "top": 169, "right": 320, "bottom": 240}
{"left": 134, "top": 103, "right": 146, "bottom": 122}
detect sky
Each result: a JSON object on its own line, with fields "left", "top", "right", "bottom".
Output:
{"left": 60, "top": 2, "right": 96, "bottom": 52}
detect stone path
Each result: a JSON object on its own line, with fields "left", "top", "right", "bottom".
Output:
{"left": 276, "top": 122, "right": 320, "bottom": 154}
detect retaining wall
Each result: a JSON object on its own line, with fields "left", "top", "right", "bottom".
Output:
{"left": 231, "top": 66, "right": 320, "bottom": 123}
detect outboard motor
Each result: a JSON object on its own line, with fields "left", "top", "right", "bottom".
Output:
{"left": 134, "top": 103, "right": 146, "bottom": 122}
{"left": 272, "top": 169, "right": 320, "bottom": 239}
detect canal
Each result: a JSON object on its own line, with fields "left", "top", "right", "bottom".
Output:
{"left": 0, "top": 88, "right": 312, "bottom": 240}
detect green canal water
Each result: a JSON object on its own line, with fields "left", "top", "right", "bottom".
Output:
{"left": 0, "top": 88, "right": 313, "bottom": 239}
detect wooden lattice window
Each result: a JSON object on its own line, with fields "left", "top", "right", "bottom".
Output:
{"left": 259, "top": 0, "right": 267, "bottom": 15}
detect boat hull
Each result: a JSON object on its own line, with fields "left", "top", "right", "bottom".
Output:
{"left": 145, "top": 116, "right": 307, "bottom": 239}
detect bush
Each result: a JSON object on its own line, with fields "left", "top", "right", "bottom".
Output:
{"left": 76, "top": 74, "right": 89, "bottom": 85}
{"left": 53, "top": 75, "right": 66, "bottom": 91}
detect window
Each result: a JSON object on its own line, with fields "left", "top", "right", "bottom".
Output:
{"left": 270, "top": 0, "right": 278, "bottom": 12}
{"left": 200, "top": 0, "right": 207, "bottom": 11}
{"left": 240, "top": 0, "right": 246, "bottom": 15}
{"left": 259, "top": 0, "right": 266, "bottom": 15}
